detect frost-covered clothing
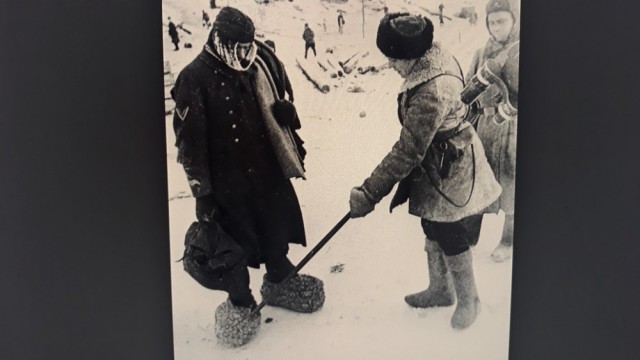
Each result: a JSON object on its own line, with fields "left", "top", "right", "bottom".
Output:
{"left": 360, "top": 43, "right": 501, "bottom": 223}
{"left": 171, "top": 41, "right": 306, "bottom": 269}
{"left": 467, "top": 27, "right": 519, "bottom": 214}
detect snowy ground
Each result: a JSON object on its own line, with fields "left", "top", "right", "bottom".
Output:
{"left": 162, "top": 1, "right": 513, "bottom": 359}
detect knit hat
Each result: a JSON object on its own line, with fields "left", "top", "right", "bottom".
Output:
{"left": 212, "top": 7, "right": 255, "bottom": 44}
{"left": 376, "top": 13, "right": 434, "bottom": 60}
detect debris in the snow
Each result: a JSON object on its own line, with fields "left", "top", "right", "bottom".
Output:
{"left": 359, "top": 111, "right": 366, "bottom": 118}
{"left": 342, "top": 52, "right": 360, "bottom": 65}
{"left": 176, "top": 24, "right": 192, "bottom": 34}
{"left": 296, "top": 58, "right": 331, "bottom": 93}
{"left": 317, "top": 59, "right": 339, "bottom": 78}
{"left": 184, "top": 43, "right": 192, "bottom": 48}
{"left": 339, "top": 51, "right": 370, "bottom": 74}
{"left": 169, "top": 191, "right": 192, "bottom": 201}
{"left": 330, "top": 263, "right": 345, "bottom": 273}
{"left": 265, "top": 317, "right": 273, "bottom": 324}
{"left": 348, "top": 86, "right": 365, "bottom": 93}
{"left": 357, "top": 66, "right": 378, "bottom": 75}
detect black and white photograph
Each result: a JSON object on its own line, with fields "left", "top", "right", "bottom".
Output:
{"left": 9, "top": 1, "right": 640, "bottom": 359}
{"left": 162, "top": 0, "right": 519, "bottom": 358}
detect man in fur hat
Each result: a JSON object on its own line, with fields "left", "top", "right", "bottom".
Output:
{"left": 466, "top": 0, "right": 520, "bottom": 262}
{"left": 349, "top": 12, "right": 501, "bottom": 330}
{"left": 171, "top": 7, "right": 323, "bottom": 347}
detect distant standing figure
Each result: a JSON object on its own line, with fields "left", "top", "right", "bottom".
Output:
{"left": 210, "top": 0, "right": 217, "bottom": 9}
{"left": 337, "top": 12, "right": 345, "bottom": 34}
{"left": 202, "top": 10, "right": 211, "bottom": 28}
{"left": 264, "top": 39, "right": 276, "bottom": 52}
{"left": 439, "top": 3, "right": 445, "bottom": 26}
{"left": 168, "top": 17, "right": 180, "bottom": 51}
{"left": 302, "top": 23, "right": 316, "bottom": 59}
{"left": 470, "top": 11, "right": 478, "bottom": 25}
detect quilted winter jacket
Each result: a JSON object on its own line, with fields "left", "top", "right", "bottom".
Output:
{"left": 467, "top": 36, "right": 520, "bottom": 214}
{"left": 361, "top": 43, "right": 501, "bottom": 222}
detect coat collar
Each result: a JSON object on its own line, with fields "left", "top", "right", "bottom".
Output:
{"left": 196, "top": 46, "right": 235, "bottom": 79}
{"left": 399, "top": 42, "right": 463, "bottom": 93}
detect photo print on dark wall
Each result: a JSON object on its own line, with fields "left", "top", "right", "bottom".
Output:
{"left": 162, "top": 0, "right": 519, "bottom": 358}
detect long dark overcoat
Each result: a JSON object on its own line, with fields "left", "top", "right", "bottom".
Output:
{"left": 171, "top": 42, "right": 305, "bottom": 267}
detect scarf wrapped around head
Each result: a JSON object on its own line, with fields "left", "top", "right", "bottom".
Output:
{"left": 208, "top": 32, "right": 257, "bottom": 71}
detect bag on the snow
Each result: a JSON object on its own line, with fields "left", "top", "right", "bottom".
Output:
{"left": 181, "top": 221, "right": 246, "bottom": 290}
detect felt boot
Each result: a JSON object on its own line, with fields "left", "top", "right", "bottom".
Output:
{"left": 491, "top": 214, "right": 514, "bottom": 262}
{"left": 214, "top": 298, "right": 261, "bottom": 348}
{"left": 405, "top": 238, "right": 455, "bottom": 308}
{"left": 260, "top": 273, "right": 325, "bottom": 313}
{"left": 445, "top": 250, "right": 481, "bottom": 330}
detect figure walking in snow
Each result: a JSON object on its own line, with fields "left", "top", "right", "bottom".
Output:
{"left": 167, "top": 17, "right": 180, "bottom": 50}
{"left": 349, "top": 13, "right": 501, "bottom": 330}
{"left": 337, "top": 12, "right": 345, "bottom": 34}
{"left": 171, "top": 7, "right": 322, "bottom": 347}
{"left": 302, "top": 23, "right": 317, "bottom": 59}
{"left": 465, "top": 0, "right": 520, "bottom": 262}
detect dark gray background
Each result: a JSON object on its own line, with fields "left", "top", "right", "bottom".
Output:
{"left": 1, "top": 1, "right": 639, "bottom": 359}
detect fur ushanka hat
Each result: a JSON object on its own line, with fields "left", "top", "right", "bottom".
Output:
{"left": 376, "top": 13, "right": 434, "bottom": 60}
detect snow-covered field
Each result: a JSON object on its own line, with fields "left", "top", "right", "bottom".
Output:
{"left": 162, "top": 1, "right": 513, "bottom": 359}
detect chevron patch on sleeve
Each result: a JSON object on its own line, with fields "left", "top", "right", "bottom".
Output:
{"left": 175, "top": 106, "right": 190, "bottom": 121}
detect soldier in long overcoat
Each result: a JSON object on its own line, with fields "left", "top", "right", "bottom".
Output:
{"left": 171, "top": 7, "right": 324, "bottom": 347}
{"left": 349, "top": 13, "right": 501, "bottom": 330}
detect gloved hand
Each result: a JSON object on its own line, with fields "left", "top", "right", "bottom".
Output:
{"left": 196, "top": 194, "right": 217, "bottom": 223}
{"left": 349, "top": 187, "right": 375, "bottom": 218}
